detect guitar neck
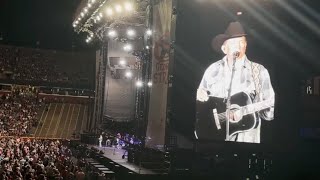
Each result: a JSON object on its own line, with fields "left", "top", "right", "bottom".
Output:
{"left": 242, "top": 99, "right": 274, "bottom": 116}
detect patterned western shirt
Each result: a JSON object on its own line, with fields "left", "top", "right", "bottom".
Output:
{"left": 198, "top": 55, "right": 275, "bottom": 143}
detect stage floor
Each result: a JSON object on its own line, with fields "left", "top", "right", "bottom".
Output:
{"left": 88, "top": 145, "right": 157, "bottom": 175}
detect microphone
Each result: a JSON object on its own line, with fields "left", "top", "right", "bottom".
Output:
{"left": 233, "top": 51, "right": 240, "bottom": 58}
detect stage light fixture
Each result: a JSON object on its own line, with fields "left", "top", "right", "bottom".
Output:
{"left": 136, "top": 80, "right": 143, "bottom": 87}
{"left": 73, "top": 24, "right": 76, "bottom": 27}
{"left": 119, "top": 60, "right": 126, "bottom": 65}
{"left": 147, "top": 82, "right": 152, "bottom": 87}
{"left": 81, "top": 12, "right": 85, "bottom": 17}
{"left": 106, "top": 8, "right": 113, "bottom": 16}
{"left": 96, "top": 16, "right": 101, "bottom": 21}
{"left": 123, "top": 44, "right": 132, "bottom": 51}
{"left": 127, "top": 29, "right": 136, "bottom": 37}
{"left": 108, "top": 30, "right": 117, "bottom": 38}
{"left": 124, "top": 2, "right": 133, "bottom": 11}
{"left": 88, "top": 3, "right": 92, "bottom": 8}
{"left": 84, "top": 8, "right": 88, "bottom": 13}
{"left": 90, "top": 33, "right": 94, "bottom": 37}
{"left": 99, "top": 12, "right": 103, "bottom": 17}
{"left": 91, "top": 0, "right": 96, "bottom": 3}
{"left": 146, "top": 45, "right": 150, "bottom": 49}
{"left": 125, "top": 71, "right": 132, "bottom": 78}
{"left": 115, "top": 4, "right": 122, "bottom": 13}
{"left": 146, "top": 29, "right": 152, "bottom": 36}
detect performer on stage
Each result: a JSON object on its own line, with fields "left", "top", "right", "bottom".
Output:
{"left": 99, "top": 134, "right": 103, "bottom": 147}
{"left": 196, "top": 22, "right": 275, "bottom": 143}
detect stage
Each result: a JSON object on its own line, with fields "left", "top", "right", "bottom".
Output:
{"left": 88, "top": 145, "right": 157, "bottom": 175}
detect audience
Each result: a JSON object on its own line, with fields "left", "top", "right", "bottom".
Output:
{"left": 0, "top": 45, "right": 91, "bottom": 88}
{"left": 0, "top": 86, "right": 40, "bottom": 137}
{"left": 0, "top": 138, "right": 85, "bottom": 180}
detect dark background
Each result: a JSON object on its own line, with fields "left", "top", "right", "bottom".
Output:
{"left": 0, "top": 0, "right": 92, "bottom": 51}
{"left": 172, "top": 0, "right": 320, "bottom": 150}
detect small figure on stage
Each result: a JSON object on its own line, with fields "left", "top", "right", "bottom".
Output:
{"left": 99, "top": 134, "right": 103, "bottom": 148}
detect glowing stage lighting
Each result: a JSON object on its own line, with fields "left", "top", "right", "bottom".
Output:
{"left": 73, "top": 24, "right": 76, "bottom": 27}
{"left": 147, "top": 81, "right": 152, "bottom": 87}
{"left": 125, "top": 71, "right": 132, "bottom": 78}
{"left": 108, "top": 30, "right": 117, "bottom": 38}
{"left": 146, "top": 45, "right": 150, "bottom": 49}
{"left": 136, "top": 80, "right": 143, "bottom": 87}
{"left": 127, "top": 29, "right": 136, "bottom": 37}
{"left": 88, "top": 3, "right": 92, "bottom": 8}
{"left": 124, "top": 2, "right": 133, "bottom": 11}
{"left": 99, "top": 12, "right": 103, "bottom": 17}
{"left": 123, "top": 44, "right": 132, "bottom": 51}
{"left": 146, "top": 29, "right": 152, "bottom": 36}
{"left": 84, "top": 8, "right": 88, "bottom": 13}
{"left": 115, "top": 4, "right": 122, "bottom": 13}
{"left": 106, "top": 8, "right": 113, "bottom": 16}
{"left": 81, "top": 12, "right": 85, "bottom": 17}
{"left": 119, "top": 60, "right": 126, "bottom": 65}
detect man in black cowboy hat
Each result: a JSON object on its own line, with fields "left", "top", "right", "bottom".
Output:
{"left": 196, "top": 22, "right": 275, "bottom": 143}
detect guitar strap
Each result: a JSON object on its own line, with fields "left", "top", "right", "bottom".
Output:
{"left": 250, "top": 61, "right": 262, "bottom": 102}
{"left": 250, "top": 61, "right": 262, "bottom": 130}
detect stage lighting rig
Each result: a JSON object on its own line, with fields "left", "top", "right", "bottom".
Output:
{"left": 73, "top": 0, "right": 150, "bottom": 43}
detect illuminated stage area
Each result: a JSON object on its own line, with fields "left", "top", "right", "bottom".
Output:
{"left": 88, "top": 145, "right": 157, "bottom": 174}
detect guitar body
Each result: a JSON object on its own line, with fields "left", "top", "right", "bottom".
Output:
{"left": 195, "top": 92, "right": 257, "bottom": 141}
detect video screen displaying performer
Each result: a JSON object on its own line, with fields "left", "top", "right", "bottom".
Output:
{"left": 195, "top": 22, "right": 275, "bottom": 143}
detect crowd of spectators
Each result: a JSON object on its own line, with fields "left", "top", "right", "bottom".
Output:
{"left": 0, "top": 86, "right": 40, "bottom": 137}
{"left": 0, "top": 138, "right": 87, "bottom": 180}
{"left": 0, "top": 45, "right": 91, "bottom": 88}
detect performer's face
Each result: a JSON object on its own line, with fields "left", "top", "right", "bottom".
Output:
{"left": 222, "top": 36, "right": 247, "bottom": 59}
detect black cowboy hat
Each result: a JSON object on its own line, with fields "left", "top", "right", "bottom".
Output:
{"left": 211, "top": 21, "right": 247, "bottom": 53}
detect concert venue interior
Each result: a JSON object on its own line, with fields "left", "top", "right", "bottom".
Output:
{"left": 0, "top": 0, "right": 320, "bottom": 179}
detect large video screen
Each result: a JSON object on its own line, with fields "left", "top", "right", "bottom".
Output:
{"left": 172, "top": 0, "right": 285, "bottom": 144}
{"left": 170, "top": 0, "right": 320, "bottom": 147}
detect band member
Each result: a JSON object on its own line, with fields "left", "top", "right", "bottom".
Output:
{"left": 98, "top": 135, "right": 103, "bottom": 147}
{"left": 196, "top": 22, "right": 275, "bottom": 143}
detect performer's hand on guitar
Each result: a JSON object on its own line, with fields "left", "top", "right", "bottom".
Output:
{"left": 197, "top": 88, "right": 209, "bottom": 102}
{"left": 228, "top": 109, "right": 242, "bottom": 123}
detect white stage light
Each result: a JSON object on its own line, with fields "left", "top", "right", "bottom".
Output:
{"left": 108, "top": 30, "right": 117, "bottom": 38}
{"left": 146, "top": 45, "right": 150, "bottom": 49}
{"left": 106, "top": 8, "right": 113, "bottom": 16}
{"left": 115, "top": 4, "right": 122, "bottom": 13}
{"left": 88, "top": 3, "right": 92, "bottom": 8}
{"left": 84, "top": 8, "right": 88, "bottom": 13}
{"left": 136, "top": 80, "right": 143, "bottom": 87}
{"left": 123, "top": 44, "right": 132, "bottom": 51}
{"left": 146, "top": 29, "right": 152, "bottom": 36}
{"left": 119, "top": 60, "right": 126, "bottom": 65}
{"left": 81, "top": 12, "right": 85, "bottom": 17}
{"left": 73, "top": 24, "right": 76, "bottom": 27}
{"left": 127, "top": 29, "right": 135, "bottom": 37}
{"left": 125, "top": 71, "right": 132, "bottom": 78}
{"left": 147, "top": 82, "right": 152, "bottom": 87}
{"left": 124, "top": 2, "right": 133, "bottom": 11}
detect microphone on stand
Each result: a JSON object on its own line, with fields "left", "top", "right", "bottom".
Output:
{"left": 226, "top": 51, "right": 240, "bottom": 141}
{"left": 233, "top": 51, "right": 240, "bottom": 59}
